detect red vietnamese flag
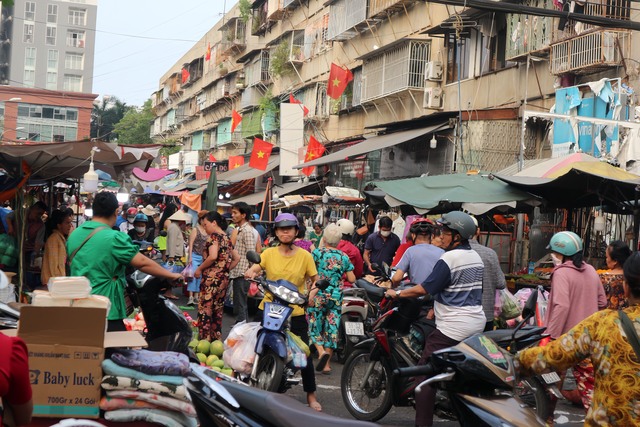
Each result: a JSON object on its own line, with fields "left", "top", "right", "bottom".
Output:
{"left": 249, "top": 138, "right": 274, "bottom": 171}
{"left": 208, "top": 153, "right": 217, "bottom": 162}
{"left": 205, "top": 42, "right": 211, "bottom": 61}
{"left": 181, "top": 67, "right": 190, "bottom": 84}
{"left": 302, "top": 136, "right": 326, "bottom": 177}
{"left": 228, "top": 155, "right": 245, "bottom": 170}
{"left": 231, "top": 110, "right": 242, "bottom": 133}
{"left": 327, "top": 63, "right": 353, "bottom": 99}
{"left": 289, "top": 93, "right": 309, "bottom": 117}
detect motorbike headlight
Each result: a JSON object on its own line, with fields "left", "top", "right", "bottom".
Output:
{"left": 269, "top": 284, "right": 305, "bottom": 305}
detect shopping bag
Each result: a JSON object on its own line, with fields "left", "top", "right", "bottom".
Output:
{"left": 162, "top": 260, "right": 184, "bottom": 274}
{"left": 223, "top": 322, "right": 260, "bottom": 375}
{"left": 248, "top": 281, "right": 260, "bottom": 297}
{"left": 182, "top": 262, "right": 195, "bottom": 279}
{"left": 497, "top": 288, "right": 521, "bottom": 320}
{"left": 286, "top": 331, "right": 308, "bottom": 369}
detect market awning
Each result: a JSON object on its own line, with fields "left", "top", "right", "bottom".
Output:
{"left": 131, "top": 167, "right": 174, "bottom": 182}
{"left": 0, "top": 140, "right": 161, "bottom": 181}
{"left": 371, "top": 172, "right": 538, "bottom": 214}
{"left": 192, "top": 155, "right": 280, "bottom": 194}
{"left": 229, "top": 179, "right": 320, "bottom": 206}
{"left": 495, "top": 161, "right": 640, "bottom": 209}
{"left": 293, "top": 123, "right": 448, "bottom": 169}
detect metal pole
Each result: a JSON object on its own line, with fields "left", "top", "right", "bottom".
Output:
{"left": 519, "top": 55, "right": 530, "bottom": 172}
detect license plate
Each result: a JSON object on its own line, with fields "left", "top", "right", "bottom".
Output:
{"left": 541, "top": 372, "right": 561, "bottom": 384}
{"left": 344, "top": 321, "right": 364, "bottom": 336}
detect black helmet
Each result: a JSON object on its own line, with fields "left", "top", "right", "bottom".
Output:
{"left": 437, "top": 211, "right": 477, "bottom": 240}
{"left": 409, "top": 218, "right": 436, "bottom": 235}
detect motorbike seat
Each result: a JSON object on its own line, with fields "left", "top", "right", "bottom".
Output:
{"left": 355, "top": 279, "right": 385, "bottom": 302}
{"left": 484, "top": 325, "right": 546, "bottom": 344}
{"left": 221, "top": 380, "right": 377, "bottom": 427}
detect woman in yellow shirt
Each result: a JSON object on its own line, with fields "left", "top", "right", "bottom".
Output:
{"left": 516, "top": 251, "right": 640, "bottom": 426}
{"left": 41, "top": 209, "right": 73, "bottom": 285}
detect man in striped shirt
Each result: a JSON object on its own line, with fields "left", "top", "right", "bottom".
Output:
{"left": 385, "top": 211, "right": 485, "bottom": 427}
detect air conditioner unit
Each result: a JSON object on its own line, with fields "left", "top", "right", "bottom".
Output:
{"left": 423, "top": 87, "right": 443, "bottom": 109}
{"left": 425, "top": 61, "right": 443, "bottom": 81}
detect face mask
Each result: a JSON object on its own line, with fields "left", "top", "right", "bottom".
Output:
{"left": 127, "top": 217, "right": 135, "bottom": 224}
{"left": 135, "top": 227, "right": 146, "bottom": 233}
{"left": 380, "top": 230, "right": 391, "bottom": 238}
{"left": 550, "top": 253, "right": 563, "bottom": 266}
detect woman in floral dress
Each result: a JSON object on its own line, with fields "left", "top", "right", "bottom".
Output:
{"left": 194, "top": 211, "right": 239, "bottom": 341}
{"left": 599, "top": 240, "right": 631, "bottom": 309}
{"left": 308, "top": 224, "right": 355, "bottom": 374}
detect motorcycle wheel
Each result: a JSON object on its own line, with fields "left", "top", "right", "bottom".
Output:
{"left": 515, "top": 377, "right": 553, "bottom": 421}
{"left": 254, "top": 350, "right": 285, "bottom": 393}
{"left": 341, "top": 349, "right": 393, "bottom": 422}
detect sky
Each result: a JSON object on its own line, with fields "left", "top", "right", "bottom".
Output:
{"left": 91, "top": 0, "right": 228, "bottom": 108}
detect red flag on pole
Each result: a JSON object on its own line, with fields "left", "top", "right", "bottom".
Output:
{"left": 231, "top": 110, "right": 242, "bottom": 133}
{"left": 205, "top": 42, "right": 211, "bottom": 61}
{"left": 249, "top": 138, "right": 274, "bottom": 171}
{"left": 326, "top": 63, "right": 353, "bottom": 99}
{"left": 208, "top": 153, "right": 217, "bottom": 162}
{"left": 181, "top": 67, "right": 190, "bottom": 84}
{"left": 301, "top": 136, "right": 326, "bottom": 177}
{"left": 289, "top": 93, "right": 309, "bottom": 117}
{"left": 228, "top": 155, "right": 245, "bottom": 170}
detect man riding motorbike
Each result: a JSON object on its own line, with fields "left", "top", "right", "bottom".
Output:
{"left": 384, "top": 211, "right": 485, "bottom": 427}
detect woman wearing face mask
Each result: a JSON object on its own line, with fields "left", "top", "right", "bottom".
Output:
{"left": 545, "top": 231, "right": 608, "bottom": 412}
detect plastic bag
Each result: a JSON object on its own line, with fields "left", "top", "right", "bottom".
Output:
{"left": 286, "top": 331, "right": 308, "bottom": 369}
{"left": 248, "top": 281, "right": 260, "bottom": 297}
{"left": 182, "top": 262, "right": 195, "bottom": 279}
{"left": 223, "top": 321, "right": 260, "bottom": 375}
{"left": 162, "top": 260, "right": 184, "bottom": 274}
{"left": 498, "top": 289, "right": 521, "bottom": 320}
{"left": 494, "top": 289, "right": 503, "bottom": 318}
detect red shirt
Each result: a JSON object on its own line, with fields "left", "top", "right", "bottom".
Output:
{"left": 0, "top": 334, "right": 32, "bottom": 425}
{"left": 392, "top": 241, "right": 414, "bottom": 267}
{"left": 337, "top": 240, "right": 363, "bottom": 287}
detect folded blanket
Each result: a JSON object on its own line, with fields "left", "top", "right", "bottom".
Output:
{"left": 101, "top": 375, "right": 189, "bottom": 401}
{"left": 107, "top": 389, "right": 196, "bottom": 417}
{"left": 102, "top": 359, "right": 183, "bottom": 385}
{"left": 111, "top": 349, "right": 189, "bottom": 376}
{"left": 100, "top": 396, "right": 161, "bottom": 411}
{"left": 104, "top": 408, "right": 197, "bottom": 427}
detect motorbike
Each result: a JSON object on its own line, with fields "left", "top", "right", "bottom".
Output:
{"left": 243, "top": 250, "right": 316, "bottom": 393}
{"left": 184, "top": 363, "right": 378, "bottom": 427}
{"left": 125, "top": 241, "right": 193, "bottom": 356}
{"left": 340, "top": 285, "right": 553, "bottom": 422}
{"left": 335, "top": 286, "right": 368, "bottom": 363}
{"left": 393, "top": 294, "right": 546, "bottom": 426}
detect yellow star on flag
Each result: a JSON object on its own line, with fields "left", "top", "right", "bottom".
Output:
{"left": 233, "top": 163, "right": 240, "bottom": 169}
{"left": 332, "top": 78, "right": 341, "bottom": 87}
{"left": 306, "top": 152, "right": 317, "bottom": 161}
{"left": 257, "top": 151, "right": 265, "bottom": 158}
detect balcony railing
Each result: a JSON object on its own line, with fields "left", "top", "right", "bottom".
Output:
{"left": 327, "top": 0, "right": 368, "bottom": 41}
{"left": 552, "top": 0, "right": 631, "bottom": 43}
{"left": 268, "top": 0, "right": 285, "bottom": 21}
{"left": 245, "top": 50, "right": 271, "bottom": 86}
{"left": 368, "top": 0, "right": 418, "bottom": 19}
{"left": 240, "top": 86, "right": 265, "bottom": 110}
{"left": 550, "top": 29, "right": 630, "bottom": 75}
{"left": 505, "top": 0, "right": 554, "bottom": 60}
{"left": 221, "top": 18, "right": 246, "bottom": 55}
{"left": 361, "top": 40, "right": 430, "bottom": 102}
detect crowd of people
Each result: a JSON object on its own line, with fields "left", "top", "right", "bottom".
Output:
{"left": 3, "top": 195, "right": 640, "bottom": 426}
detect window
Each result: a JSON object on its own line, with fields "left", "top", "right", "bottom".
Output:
{"left": 24, "top": 47, "right": 36, "bottom": 68}
{"left": 68, "top": 8, "right": 86, "bottom": 26}
{"left": 48, "top": 50, "right": 59, "bottom": 70}
{"left": 63, "top": 75, "right": 82, "bottom": 92}
{"left": 25, "top": 2, "right": 35, "bottom": 21}
{"left": 23, "top": 70, "right": 35, "bottom": 88}
{"left": 65, "top": 53, "right": 83, "bottom": 70}
{"left": 46, "top": 26, "right": 57, "bottom": 45}
{"left": 46, "top": 72, "right": 57, "bottom": 90}
{"left": 476, "top": 17, "right": 514, "bottom": 75}
{"left": 47, "top": 4, "right": 58, "bottom": 23}
{"left": 23, "top": 24, "right": 34, "bottom": 43}
{"left": 66, "top": 31, "right": 85, "bottom": 48}
{"left": 304, "top": 14, "right": 330, "bottom": 59}
{"left": 446, "top": 33, "right": 471, "bottom": 84}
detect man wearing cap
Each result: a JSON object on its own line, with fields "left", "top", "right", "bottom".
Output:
{"left": 141, "top": 204, "right": 158, "bottom": 239}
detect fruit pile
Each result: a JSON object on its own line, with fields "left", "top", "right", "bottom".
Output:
{"left": 189, "top": 338, "right": 234, "bottom": 376}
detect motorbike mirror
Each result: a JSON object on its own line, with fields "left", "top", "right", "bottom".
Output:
{"left": 370, "top": 263, "right": 381, "bottom": 272}
{"left": 522, "top": 290, "right": 538, "bottom": 320}
{"left": 247, "top": 250, "right": 262, "bottom": 265}
{"left": 315, "top": 279, "right": 331, "bottom": 291}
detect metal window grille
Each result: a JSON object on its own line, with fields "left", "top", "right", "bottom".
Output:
{"left": 550, "top": 30, "right": 629, "bottom": 75}
{"left": 327, "top": 0, "right": 368, "bottom": 41}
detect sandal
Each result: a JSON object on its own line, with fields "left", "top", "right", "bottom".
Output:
{"left": 321, "top": 369, "right": 332, "bottom": 375}
{"left": 316, "top": 353, "right": 330, "bottom": 372}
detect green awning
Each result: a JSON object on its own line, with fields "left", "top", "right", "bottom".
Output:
{"left": 241, "top": 110, "right": 262, "bottom": 139}
{"left": 371, "top": 172, "right": 537, "bottom": 214}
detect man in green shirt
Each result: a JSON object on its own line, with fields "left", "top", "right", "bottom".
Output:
{"left": 67, "top": 192, "right": 182, "bottom": 331}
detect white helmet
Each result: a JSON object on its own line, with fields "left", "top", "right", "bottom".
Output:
{"left": 336, "top": 218, "right": 355, "bottom": 236}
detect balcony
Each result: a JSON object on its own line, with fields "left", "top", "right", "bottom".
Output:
{"left": 550, "top": 29, "right": 630, "bottom": 75}
{"left": 327, "top": 0, "right": 369, "bottom": 41}
{"left": 220, "top": 18, "right": 246, "bottom": 55}
{"left": 240, "top": 85, "right": 266, "bottom": 110}
{"left": 339, "top": 68, "right": 363, "bottom": 111}
{"left": 505, "top": 0, "right": 553, "bottom": 61}
{"left": 297, "top": 83, "right": 329, "bottom": 121}
{"left": 361, "top": 40, "right": 430, "bottom": 103}
{"left": 552, "top": 0, "right": 630, "bottom": 43}
{"left": 245, "top": 50, "right": 271, "bottom": 86}
{"left": 368, "top": 0, "right": 420, "bottom": 19}
{"left": 283, "top": 0, "right": 298, "bottom": 9}
{"left": 252, "top": 1, "right": 269, "bottom": 36}
{"left": 267, "top": 0, "right": 285, "bottom": 21}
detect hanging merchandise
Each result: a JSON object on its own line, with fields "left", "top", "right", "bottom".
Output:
{"left": 392, "top": 213, "right": 406, "bottom": 240}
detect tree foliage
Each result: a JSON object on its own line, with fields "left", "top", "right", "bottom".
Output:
{"left": 112, "top": 99, "right": 154, "bottom": 145}
{"left": 91, "top": 96, "right": 130, "bottom": 141}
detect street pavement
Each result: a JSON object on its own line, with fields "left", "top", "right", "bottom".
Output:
{"left": 170, "top": 287, "right": 586, "bottom": 426}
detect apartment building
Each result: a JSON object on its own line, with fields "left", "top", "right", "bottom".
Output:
{"left": 0, "top": 0, "right": 97, "bottom": 143}
{"left": 151, "top": 0, "right": 636, "bottom": 190}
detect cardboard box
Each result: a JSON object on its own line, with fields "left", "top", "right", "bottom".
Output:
{"left": 14, "top": 306, "right": 147, "bottom": 418}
